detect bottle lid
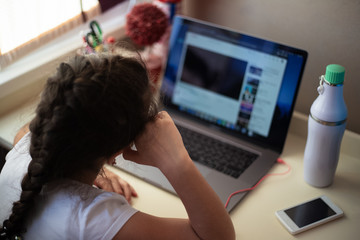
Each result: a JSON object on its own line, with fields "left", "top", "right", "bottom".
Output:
{"left": 325, "top": 64, "right": 345, "bottom": 85}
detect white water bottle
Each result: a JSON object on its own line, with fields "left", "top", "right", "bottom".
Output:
{"left": 304, "top": 64, "right": 347, "bottom": 188}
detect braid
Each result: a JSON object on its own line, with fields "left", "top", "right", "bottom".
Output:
{"left": 0, "top": 59, "right": 79, "bottom": 239}
{"left": 1, "top": 52, "right": 158, "bottom": 238}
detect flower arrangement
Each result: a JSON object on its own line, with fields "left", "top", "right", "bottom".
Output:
{"left": 125, "top": 3, "right": 168, "bottom": 47}
{"left": 125, "top": 2, "right": 172, "bottom": 86}
{"left": 125, "top": 1, "right": 182, "bottom": 86}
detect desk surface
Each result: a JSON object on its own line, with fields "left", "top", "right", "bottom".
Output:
{"left": 109, "top": 131, "right": 359, "bottom": 239}
{"left": 0, "top": 101, "right": 359, "bottom": 239}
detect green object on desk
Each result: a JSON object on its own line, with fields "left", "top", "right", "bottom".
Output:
{"left": 85, "top": 20, "right": 103, "bottom": 49}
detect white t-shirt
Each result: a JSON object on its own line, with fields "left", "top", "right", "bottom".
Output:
{"left": 0, "top": 133, "right": 138, "bottom": 239}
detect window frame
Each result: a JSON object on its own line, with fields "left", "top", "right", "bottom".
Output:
{"left": 0, "top": 1, "right": 102, "bottom": 70}
{"left": 0, "top": 1, "right": 136, "bottom": 115}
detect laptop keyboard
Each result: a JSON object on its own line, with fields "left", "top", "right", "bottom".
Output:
{"left": 177, "top": 125, "right": 258, "bottom": 178}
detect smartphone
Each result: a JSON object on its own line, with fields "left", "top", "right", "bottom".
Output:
{"left": 275, "top": 195, "right": 344, "bottom": 235}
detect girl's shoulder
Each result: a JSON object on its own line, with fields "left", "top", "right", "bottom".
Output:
{"left": 6, "top": 132, "right": 31, "bottom": 162}
{"left": 26, "top": 180, "right": 138, "bottom": 239}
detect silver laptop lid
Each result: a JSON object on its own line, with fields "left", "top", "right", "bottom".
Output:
{"left": 161, "top": 15, "right": 307, "bottom": 154}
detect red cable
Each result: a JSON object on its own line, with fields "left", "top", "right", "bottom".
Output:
{"left": 224, "top": 158, "right": 291, "bottom": 208}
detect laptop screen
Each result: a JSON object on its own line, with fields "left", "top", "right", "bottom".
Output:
{"left": 161, "top": 16, "right": 307, "bottom": 152}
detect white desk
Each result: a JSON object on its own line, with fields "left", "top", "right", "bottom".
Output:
{"left": 0, "top": 102, "right": 359, "bottom": 239}
{"left": 109, "top": 130, "right": 359, "bottom": 239}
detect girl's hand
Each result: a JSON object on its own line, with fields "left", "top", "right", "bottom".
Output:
{"left": 94, "top": 166, "right": 137, "bottom": 203}
{"left": 122, "top": 111, "right": 190, "bottom": 174}
{"left": 117, "top": 111, "right": 235, "bottom": 240}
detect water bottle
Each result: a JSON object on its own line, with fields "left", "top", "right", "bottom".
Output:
{"left": 303, "top": 64, "right": 347, "bottom": 188}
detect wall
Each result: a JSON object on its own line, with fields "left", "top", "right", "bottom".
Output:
{"left": 182, "top": 0, "right": 360, "bottom": 134}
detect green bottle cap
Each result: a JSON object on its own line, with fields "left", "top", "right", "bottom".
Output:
{"left": 325, "top": 64, "right": 345, "bottom": 85}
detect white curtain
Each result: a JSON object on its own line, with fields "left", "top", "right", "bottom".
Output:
{"left": 0, "top": 0, "right": 101, "bottom": 70}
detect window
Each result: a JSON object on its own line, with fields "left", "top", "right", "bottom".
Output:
{"left": 0, "top": 0, "right": 101, "bottom": 70}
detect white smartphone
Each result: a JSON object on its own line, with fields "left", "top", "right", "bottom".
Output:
{"left": 275, "top": 195, "right": 344, "bottom": 235}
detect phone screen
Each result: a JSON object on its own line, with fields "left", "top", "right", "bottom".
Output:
{"left": 284, "top": 198, "right": 336, "bottom": 228}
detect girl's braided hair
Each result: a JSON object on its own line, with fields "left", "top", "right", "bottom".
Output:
{"left": 0, "top": 52, "right": 158, "bottom": 239}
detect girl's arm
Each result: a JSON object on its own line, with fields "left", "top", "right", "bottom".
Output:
{"left": 119, "top": 111, "right": 235, "bottom": 240}
{"left": 13, "top": 123, "right": 30, "bottom": 145}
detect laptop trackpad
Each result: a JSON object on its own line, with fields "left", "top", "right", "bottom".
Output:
{"left": 132, "top": 161, "right": 211, "bottom": 182}
{"left": 145, "top": 162, "right": 211, "bottom": 192}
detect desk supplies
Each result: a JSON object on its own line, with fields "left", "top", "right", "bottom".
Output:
{"left": 85, "top": 20, "right": 103, "bottom": 52}
{"left": 79, "top": 20, "right": 116, "bottom": 55}
{"left": 304, "top": 64, "right": 347, "bottom": 188}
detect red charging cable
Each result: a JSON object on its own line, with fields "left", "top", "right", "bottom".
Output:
{"left": 224, "top": 158, "right": 291, "bottom": 208}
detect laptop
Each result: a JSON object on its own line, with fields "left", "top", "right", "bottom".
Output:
{"left": 116, "top": 15, "right": 307, "bottom": 212}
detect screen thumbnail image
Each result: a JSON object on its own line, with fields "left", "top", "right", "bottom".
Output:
{"left": 238, "top": 78, "right": 260, "bottom": 128}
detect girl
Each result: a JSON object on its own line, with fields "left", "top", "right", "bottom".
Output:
{"left": 0, "top": 53, "right": 235, "bottom": 239}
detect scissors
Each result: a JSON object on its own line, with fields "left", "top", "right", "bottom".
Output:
{"left": 85, "top": 21, "right": 103, "bottom": 50}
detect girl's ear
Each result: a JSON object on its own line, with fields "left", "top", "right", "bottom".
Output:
{"left": 106, "top": 150, "right": 123, "bottom": 165}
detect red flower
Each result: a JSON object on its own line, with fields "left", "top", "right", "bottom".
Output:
{"left": 126, "top": 3, "right": 169, "bottom": 46}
